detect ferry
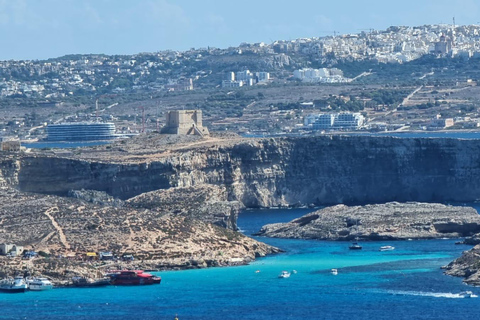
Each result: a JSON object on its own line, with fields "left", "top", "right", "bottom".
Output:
{"left": 27, "top": 278, "right": 53, "bottom": 291}
{"left": 0, "top": 276, "right": 28, "bottom": 293}
{"left": 108, "top": 270, "right": 161, "bottom": 285}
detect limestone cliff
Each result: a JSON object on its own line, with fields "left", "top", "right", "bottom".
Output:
{"left": 15, "top": 135, "right": 480, "bottom": 207}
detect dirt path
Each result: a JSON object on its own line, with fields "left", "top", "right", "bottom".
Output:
{"left": 43, "top": 207, "right": 70, "bottom": 250}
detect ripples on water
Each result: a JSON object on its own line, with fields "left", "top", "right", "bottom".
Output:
{"left": 1, "top": 208, "right": 479, "bottom": 320}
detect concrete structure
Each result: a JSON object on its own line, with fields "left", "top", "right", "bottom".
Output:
{"left": 429, "top": 118, "right": 454, "bottom": 129}
{"left": 1, "top": 138, "right": 21, "bottom": 151}
{"left": 311, "top": 112, "right": 365, "bottom": 130}
{"left": 0, "top": 244, "right": 24, "bottom": 256}
{"left": 46, "top": 122, "right": 116, "bottom": 141}
{"left": 255, "top": 72, "right": 270, "bottom": 82}
{"left": 222, "top": 80, "right": 244, "bottom": 88}
{"left": 161, "top": 110, "right": 209, "bottom": 136}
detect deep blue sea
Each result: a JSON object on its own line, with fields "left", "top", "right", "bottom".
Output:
{"left": 1, "top": 207, "right": 480, "bottom": 320}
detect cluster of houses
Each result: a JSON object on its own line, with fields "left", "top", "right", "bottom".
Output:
{"left": 0, "top": 244, "right": 134, "bottom": 261}
{"left": 222, "top": 70, "right": 270, "bottom": 88}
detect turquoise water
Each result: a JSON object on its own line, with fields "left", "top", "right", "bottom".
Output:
{"left": 1, "top": 208, "right": 479, "bottom": 320}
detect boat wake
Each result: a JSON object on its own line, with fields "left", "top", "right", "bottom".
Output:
{"left": 387, "top": 290, "right": 478, "bottom": 299}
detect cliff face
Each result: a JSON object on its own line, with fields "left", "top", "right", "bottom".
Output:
{"left": 14, "top": 136, "right": 480, "bottom": 206}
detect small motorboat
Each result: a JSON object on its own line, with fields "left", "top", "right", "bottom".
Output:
{"left": 459, "top": 291, "right": 477, "bottom": 298}
{"left": 379, "top": 246, "right": 395, "bottom": 251}
{"left": 27, "top": 278, "right": 53, "bottom": 291}
{"left": 331, "top": 269, "right": 338, "bottom": 275}
{"left": 349, "top": 242, "right": 362, "bottom": 250}
{"left": 0, "top": 276, "right": 28, "bottom": 293}
{"left": 278, "top": 271, "right": 291, "bottom": 278}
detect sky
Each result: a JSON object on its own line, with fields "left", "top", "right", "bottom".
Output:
{"left": 1, "top": 0, "right": 480, "bottom": 60}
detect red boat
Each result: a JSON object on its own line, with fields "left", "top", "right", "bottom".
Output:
{"left": 108, "top": 270, "right": 161, "bottom": 286}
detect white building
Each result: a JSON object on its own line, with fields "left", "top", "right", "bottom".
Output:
{"left": 222, "top": 80, "right": 244, "bottom": 88}
{"left": 310, "top": 112, "right": 364, "bottom": 130}
{"left": 293, "top": 68, "right": 346, "bottom": 82}
{"left": 235, "top": 70, "right": 253, "bottom": 82}
{"left": 255, "top": 72, "right": 270, "bottom": 82}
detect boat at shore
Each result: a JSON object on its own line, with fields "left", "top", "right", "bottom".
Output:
{"left": 27, "top": 277, "right": 53, "bottom": 291}
{"left": 0, "top": 276, "right": 28, "bottom": 293}
{"left": 108, "top": 270, "right": 161, "bottom": 285}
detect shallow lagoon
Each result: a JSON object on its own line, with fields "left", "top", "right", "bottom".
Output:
{"left": 1, "top": 207, "right": 479, "bottom": 320}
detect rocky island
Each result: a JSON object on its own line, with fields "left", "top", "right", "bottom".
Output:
{"left": 254, "top": 202, "right": 480, "bottom": 240}
{"left": 443, "top": 242, "right": 480, "bottom": 286}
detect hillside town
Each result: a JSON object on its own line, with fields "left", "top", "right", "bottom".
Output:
{"left": 1, "top": 24, "right": 479, "bottom": 99}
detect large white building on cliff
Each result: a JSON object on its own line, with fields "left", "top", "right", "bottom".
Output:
{"left": 305, "top": 112, "right": 365, "bottom": 130}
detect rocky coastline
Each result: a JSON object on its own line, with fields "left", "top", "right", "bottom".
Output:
{"left": 254, "top": 202, "right": 480, "bottom": 240}
{"left": 443, "top": 242, "right": 480, "bottom": 286}
{"left": 3, "top": 134, "right": 480, "bottom": 285}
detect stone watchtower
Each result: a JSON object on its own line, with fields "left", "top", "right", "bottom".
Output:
{"left": 160, "top": 110, "right": 209, "bottom": 136}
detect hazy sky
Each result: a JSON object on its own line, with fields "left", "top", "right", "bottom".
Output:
{"left": 1, "top": 0, "right": 479, "bottom": 60}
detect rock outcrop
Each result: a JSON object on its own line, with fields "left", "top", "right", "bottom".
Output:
{"left": 126, "top": 185, "right": 243, "bottom": 230}
{"left": 14, "top": 135, "right": 480, "bottom": 208}
{"left": 0, "top": 181, "right": 279, "bottom": 283}
{"left": 255, "top": 202, "right": 480, "bottom": 240}
{"left": 443, "top": 244, "right": 480, "bottom": 286}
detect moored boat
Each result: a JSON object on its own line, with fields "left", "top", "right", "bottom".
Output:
{"left": 278, "top": 271, "right": 291, "bottom": 278}
{"left": 331, "top": 268, "right": 338, "bottom": 275}
{"left": 0, "top": 276, "right": 28, "bottom": 293}
{"left": 27, "top": 278, "right": 53, "bottom": 291}
{"left": 349, "top": 242, "right": 362, "bottom": 250}
{"left": 108, "top": 270, "right": 161, "bottom": 285}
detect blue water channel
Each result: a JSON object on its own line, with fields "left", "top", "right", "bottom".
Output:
{"left": 1, "top": 207, "right": 479, "bottom": 320}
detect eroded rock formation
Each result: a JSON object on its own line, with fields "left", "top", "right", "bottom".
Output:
{"left": 14, "top": 135, "right": 480, "bottom": 207}
{"left": 255, "top": 202, "right": 480, "bottom": 240}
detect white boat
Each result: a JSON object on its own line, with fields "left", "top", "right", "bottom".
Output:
{"left": 331, "top": 269, "right": 338, "bottom": 275}
{"left": 459, "top": 291, "right": 477, "bottom": 298}
{"left": 0, "top": 276, "right": 28, "bottom": 293}
{"left": 278, "top": 271, "right": 290, "bottom": 278}
{"left": 27, "top": 278, "right": 53, "bottom": 291}
{"left": 379, "top": 246, "right": 395, "bottom": 251}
